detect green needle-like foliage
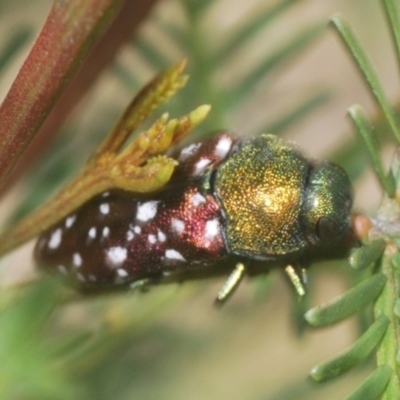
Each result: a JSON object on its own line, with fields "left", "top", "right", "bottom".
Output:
{"left": 349, "top": 105, "right": 396, "bottom": 196}
{"left": 349, "top": 239, "right": 386, "bottom": 270}
{"left": 346, "top": 364, "right": 392, "bottom": 400}
{"left": 2, "top": 1, "right": 400, "bottom": 399}
{"left": 305, "top": 273, "right": 386, "bottom": 327}
{"left": 0, "top": 279, "right": 81, "bottom": 399}
{"left": 331, "top": 13, "right": 400, "bottom": 143}
{"left": 310, "top": 315, "right": 389, "bottom": 382}
{"left": 116, "top": 0, "right": 329, "bottom": 137}
{"left": 0, "top": 28, "right": 32, "bottom": 74}
{"left": 306, "top": 0, "right": 400, "bottom": 398}
{"left": 0, "top": 3, "right": 333, "bottom": 398}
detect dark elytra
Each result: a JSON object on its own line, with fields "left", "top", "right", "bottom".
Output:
{"left": 35, "top": 132, "right": 353, "bottom": 297}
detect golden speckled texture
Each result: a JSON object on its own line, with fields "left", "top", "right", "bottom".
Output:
{"left": 215, "top": 134, "right": 309, "bottom": 257}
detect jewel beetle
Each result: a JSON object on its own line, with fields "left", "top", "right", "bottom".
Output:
{"left": 35, "top": 132, "right": 353, "bottom": 301}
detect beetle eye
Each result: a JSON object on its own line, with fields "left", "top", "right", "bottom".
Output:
{"left": 316, "top": 217, "right": 340, "bottom": 242}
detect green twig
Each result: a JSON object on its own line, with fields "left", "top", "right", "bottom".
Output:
{"left": 331, "top": 14, "right": 400, "bottom": 143}
{"left": 311, "top": 315, "right": 389, "bottom": 382}
{"left": 214, "top": 0, "right": 300, "bottom": 65}
{"left": 382, "top": 0, "right": 400, "bottom": 75}
{"left": 305, "top": 273, "right": 386, "bottom": 327}
{"left": 349, "top": 239, "right": 386, "bottom": 270}
{"left": 228, "top": 23, "right": 325, "bottom": 108}
{"left": 373, "top": 244, "right": 400, "bottom": 398}
{"left": 265, "top": 91, "right": 331, "bottom": 134}
{"left": 0, "top": 28, "right": 32, "bottom": 73}
{"left": 345, "top": 365, "right": 392, "bottom": 400}
{"left": 348, "top": 104, "right": 395, "bottom": 196}
{"left": 135, "top": 36, "right": 172, "bottom": 70}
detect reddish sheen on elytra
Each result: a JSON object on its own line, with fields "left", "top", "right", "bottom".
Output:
{"left": 35, "top": 133, "right": 237, "bottom": 290}
{"left": 35, "top": 131, "right": 353, "bottom": 299}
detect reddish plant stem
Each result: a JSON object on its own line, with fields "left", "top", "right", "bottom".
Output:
{"left": 0, "top": 0, "right": 158, "bottom": 194}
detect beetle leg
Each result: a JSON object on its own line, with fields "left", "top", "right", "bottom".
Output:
{"left": 215, "top": 262, "right": 246, "bottom": 305}
{"left": 285, "top": 264, "right": 307, "bottom": 296}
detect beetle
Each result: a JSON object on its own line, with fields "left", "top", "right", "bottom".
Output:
{"left": 34, "top": 131, "right": 353, "bottom": 302}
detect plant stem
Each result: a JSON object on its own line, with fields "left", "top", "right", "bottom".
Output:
{"left": 0, "top": 0, "right": 126, "bottom": 191}
{"left": 374, "top": 243, "right": 400, "bottom": 399}
{"left": 382, "top": 0, "right": 400, "bottom": 78}
{"left": 372, "top": 149, "right": 400, "bottom": 398}
{"left": 331, "top": 13, "right": 400, "bottom": 143}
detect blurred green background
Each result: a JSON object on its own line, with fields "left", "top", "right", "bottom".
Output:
{"left": 0, "top": 0, "right": 395, "bottom": 399}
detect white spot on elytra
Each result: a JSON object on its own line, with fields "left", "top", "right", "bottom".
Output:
{"left": 126, "top": 230, "right": 134, "bottom": 241}
{"left": 179, "top": 143, "right": 202, "bottom": 161}
{"left": 136, "top": 201, "right": 159, "bottom": 222}
{"left": 165, "top": 249, "right": 185, "bottom": 261}
{"left": 100, "top": 203, "right": 110, "bottom": 215}
{"left": 204, "top": 219, "right": 220, "bottom": 240}
{"left": 102, "top": 226, "right": 110, "bottom": 238}
{"left": 77, "top": 273, "right": 85, "bottom": 282}
{"left": 88, "top": 227, "right": 97, "bottom": 239}
{"left": 148, "top": 234, "right": 156, "bottom": 244}
{"left": 133, "top": 225, "right": 141, "bottom": 234}
{"left": 89, "top": 274, "right": 97, "bottom": 282}
{"left": 102, "top": 191, "right": 110, "bottom": 197}
{"left": 106, "top": 246, "right": 127, "bottom": 267}
{"left": 171, "top": 218, "right": 185, "bottom": 234}
{"left": 191, "top": 192, "right": 206, "bottom": 207}
{"left": 157, "top": 230, "right": 166, "bottom": 242}
{"left": 193, "top": 158, "right": 211, "bottom": 176}
{"left": 73, "top": 252, "right": 82, "bottom": 267}
{"left": 117, "top": 268, "right": 128, "bottom": 277}
{"left": 65, "top": 215, "right": 76, "bottom": 228}
{"left": 48, "top": 228, "right": 62, "bottom": 249}
{"left": 58, "top": 265, "right": 67, "bottom": 275}
{"left": 214, "top": 136, "right": 232, "bottom": 159}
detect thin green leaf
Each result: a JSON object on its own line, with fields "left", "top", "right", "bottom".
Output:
{"left": 310, "top": 315, "right": 389, "bottom": 382}
{"left": 331, "top": 14, "right": 400, "bottom": 143}
{"left": 345, "top": 364, "right": 391, "bottom": 400}
{"left": 214, "top": 0, "right": 300, "bottom": 65}
{"left": 390, "top": 137, "right": 400, "bottom": 187}
{"left": 264, "top": 91, "right": 331, "bottom": 134}
{"left": 113, "top": 61, "right": 142, "bottom": 91}
{"left": 382, "top": 0, "right": 400, "bottom": 74}
{"left": 373, "top": 240, "right": 400, "bottom": 397}
{"left": 48, "top": 331, "right": 94, "bottom": 359}
{"left": 332, "top": 139, "right": 370, "bottom": 182}
{"left": 394, "top": 299, "right": 400, "bottom": 318}
{"left": 228, "top": 23, "right": 325, "bottom": 108}
{"left": 0, "top": 27, "right": 32, "bottom": 74}
{"left": 135, "top": 37, "right": 172, "bottom": 70}
{"left": 349, "top": 239, "right": 386, "bottom": 270}
{"left": 348, "top": 104, "right": 395, "bottom": 196}
{"left": 332, "top": 100, "right": 395, "bottom": 181}
{"left": 305, "top": 273, "right": 387, "bottom": 327}
{"left": 291, "top": 293, "right": 310, "bottom": 337}
{"left": 183, "top": 0, "right": 215, "bottom": 16}
{"left": 0, "top": 279, "right": 79, "bottom": 400}
{"left": 157, "top": 20, "right": 187, "bottom": 50}
{"left": 391, "top": 252, "right": 400, "bottom": 269}
{"left": 0, "top": 279, "right": 58, "bottom": 343}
